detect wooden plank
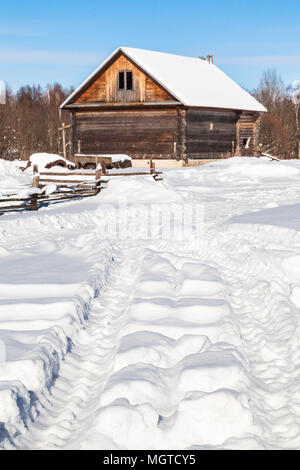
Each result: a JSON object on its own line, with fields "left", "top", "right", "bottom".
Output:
{"left": 59, "top": 124, "right": 72, "bottom": 131}
{"left": 0, "top": 204, "right": 29, "bottom": 211}
{"left": 39, "top": 171, "right": 96, "bottom": 176}
{"left": 38, "top": 192, "right": 99, "bottom": 203}
{"left": 106, "top": 171, "right": 163, "bottom": 176}
{"left": 39, "top": 178, "right": 95, "bottom": 184}
{"left": 0, "top": 197, "right": 30, "bottom": 203}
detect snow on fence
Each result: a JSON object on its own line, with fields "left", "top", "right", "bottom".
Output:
{"left": 0, "top": 165, "right": 104, "bottom": 215}
{"left": 104, "top": 158, "right": 163, "bottom": 180}
{"left": 0, "top": 159, "right": 163, "bottom": 215}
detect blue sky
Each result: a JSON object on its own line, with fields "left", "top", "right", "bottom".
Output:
{"left": 1, "top": 0, "right": 300, "bottom": 92}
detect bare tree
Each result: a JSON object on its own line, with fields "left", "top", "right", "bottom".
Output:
{"left": 254, "top": 69, "right": 298, "bottom": 159}
{"left": 0, "top": 83, "right": 73, "bottom": 160}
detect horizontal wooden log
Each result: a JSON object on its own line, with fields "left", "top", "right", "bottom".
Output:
{"left": 0, "top": 197, "right": 30, "bottom": 203}
{"left": 39, "top": 171, "right": 96, "bottom": 177}
{"left": 0, "top": 204, "right": 28, "bottom": 211}
{"left": 186, "top": 109, "right": 237, "bottom": 123}
{"left": 39, "top": 192, "right": 98, "bottom": 203}
{"left": 39, "top": 178, "right": 96, "bottom": 184}
{"left": 106, "top": 171, "right": 163, "bottom": 176}
{"left": 187, "top": 143, "right": 233, "bottom": 152}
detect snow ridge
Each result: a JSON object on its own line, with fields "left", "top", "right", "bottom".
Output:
{"left": 2, "top": 158, "right": 300, "bottom": 449}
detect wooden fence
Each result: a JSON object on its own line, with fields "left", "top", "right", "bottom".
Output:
{"left": 104, "top": 158, "right": 163, "bottom": 180}
{"left": 73, "top": 154, "right": 163, "bottom": 180}
{"left": 0, "top": 166, "right": 104, "bottom": 215}
{"left": 0, "top": 160, "right": 163, "bottom": 215}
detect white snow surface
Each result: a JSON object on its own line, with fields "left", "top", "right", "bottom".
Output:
{"left": 29, "top": 153, "right": 75, "bottom": 170}
{"left": 61, "top": 47, "right": 266, "bottom": 112}
{"left": 0, "top": 159, "right": 32, "bottom": 195}
{"left": 100, "top": 154, "right": 132, "bottom": 163}
{"left": 1, "top": 156, "right": 300, "bottom": 449}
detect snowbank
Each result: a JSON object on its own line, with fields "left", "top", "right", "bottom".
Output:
{"left": 228, "top": 202, "right": 300, "bottom": 232}
{"left": 213, "top": 157, "right": 300, "bottom": 180}
{"left": 29, "top": 153, "right": 75, "bottom": 170}
{"left": 1, "top": 156, "right": 300, "bottom": 450}
{"left": 103, "top": 154, "right": 132, "bottom": 164}
{"left": 0, "top": 159, "right": 32, "bottom": 195}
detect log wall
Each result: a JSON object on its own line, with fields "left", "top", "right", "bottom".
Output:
{"left": 238, "top": 111, "right": 260, "bottom": 148}
{"left": 74, "top": 108, "right": 178, "bottom": 159}
{"left": 186, "top": 109, "right": 237, "bottom": 159}
{"left": 72, "top": 106, "right": 261, "bottom": 160}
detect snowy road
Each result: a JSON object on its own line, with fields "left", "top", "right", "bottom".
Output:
{"left": 2, "top": 157, "right": 300, "bottom": 449}
{"left": 14, "top": 242, "right": 142, "bottom": 449}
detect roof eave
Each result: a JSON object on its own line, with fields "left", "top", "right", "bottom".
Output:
{"left": 60, "top": 47, "right": 123, "bottom": 109}
{"left": 60, "top": 46, "right": 184, "bottom": 109}
{"left": 119, "top": 47, "right": 185, "bottom": 105}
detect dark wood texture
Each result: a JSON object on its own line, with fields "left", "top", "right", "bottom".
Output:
{"left": 186, "top": 109, "right": 237, "bottom": 159}
{"left": 75, "top": 53, "right": 175, "bottom": 105}
{"left": 178, "top": 108, "right": 187, "bottom": 160}
{"left": 74, "top": 108, "right": 178, "bottom": 159}
{"left": 238, "top": 111, "right": 260, "bottom": 148}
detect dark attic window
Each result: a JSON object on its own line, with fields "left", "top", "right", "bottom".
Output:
{"left": 126, "top": 71, "right": 133, "bottom": 90}
{"left": 119, "top": 71, "right": 133, "bottom": 90}
{"left": 119, "top": 71, "right": 125, "bottom": 90}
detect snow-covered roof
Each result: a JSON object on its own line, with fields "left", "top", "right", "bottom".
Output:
{"left": 61, "top": 47, "right": 266, "bottom": 113}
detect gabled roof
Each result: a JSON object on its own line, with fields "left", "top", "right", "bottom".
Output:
{"left": 61, "top": 47, "right": 267, "bottom": 112}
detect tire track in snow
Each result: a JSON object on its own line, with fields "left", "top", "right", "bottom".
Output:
{"left": 212, "top": 229, "right": 300, "bottom": 449}
{"left": 142, "top": 228, "right": 300, "bottom": 449}
{"left": 13, "top": 243, "right": 143, "bottom": 450}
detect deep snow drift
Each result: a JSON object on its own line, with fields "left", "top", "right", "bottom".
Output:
{"left": 1, "top": 157, "right": 300, "bottom": 449}
{"left": 0, "top": 159, "right": 32, "bottom": 195}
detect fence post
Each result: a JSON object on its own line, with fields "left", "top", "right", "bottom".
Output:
{"left": 30, "top": 193, "right": 39, "bottom": 211}
{"left": 31, "top": 165, "right": 39, "bottom": 211}
{"left": 33, "top": 165, "right": 39, "bottom": 188}
{"left": 62, "top": 123, "right": 67, "bottom": 159}
{"left": 150, "top": 157, "right": 156, "bottom": 174}
{"left": 95, "top": 166, "right": 101, "bottom": 193}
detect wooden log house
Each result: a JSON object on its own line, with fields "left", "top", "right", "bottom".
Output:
{"left": 60, "top": 47, "right": 266, "bottom": 162}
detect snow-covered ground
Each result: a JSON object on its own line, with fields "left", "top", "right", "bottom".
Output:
{"left": 0, "top": 159, "right": 32, "bottom": 195}
{"left": 1, "top": 156, "right": 300, "bottom": 449}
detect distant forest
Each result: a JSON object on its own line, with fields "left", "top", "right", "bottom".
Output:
{"left": 0, "top": 83, "right": 73, "bottom": 160}
{"left": 0, "top": 69, "right": 299, "bottom": 160}
{"left": 253, "top": 69, "right": 300, "bottom": 159}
